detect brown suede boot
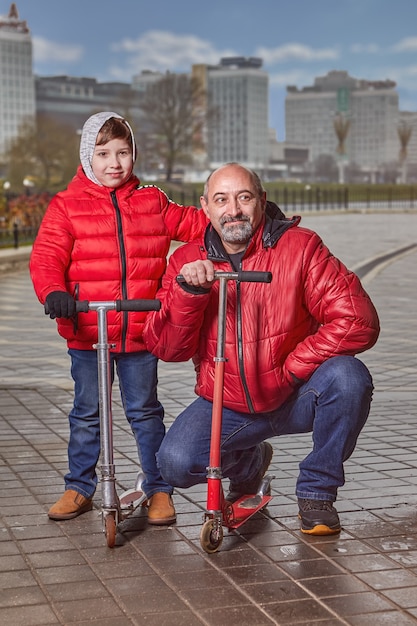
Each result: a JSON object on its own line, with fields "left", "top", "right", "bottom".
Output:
{"left": 48, "top": 490, "right": 93, "bottom": 521}
{"left": 147, "top": 492, "right": 176, "bottom": 525}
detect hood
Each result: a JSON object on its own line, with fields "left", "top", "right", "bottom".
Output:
{"left": 79, "top": 111, "right": 136, "bottom": 186}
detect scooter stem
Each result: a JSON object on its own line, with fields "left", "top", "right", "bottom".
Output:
{"left": 206, "top": 276, "right": 228, "bottom": 512}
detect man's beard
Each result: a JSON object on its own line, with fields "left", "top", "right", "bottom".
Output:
{"left": 219, "top": 215, "right": 253, "bottom": 244}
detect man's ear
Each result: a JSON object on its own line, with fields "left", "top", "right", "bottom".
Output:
{"left": 200, "top": 196, "right": 210, "bottom": 218}
{"left": 261, "top": 191, "right": 267, "bottom": 211}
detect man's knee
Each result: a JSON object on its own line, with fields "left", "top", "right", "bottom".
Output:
{"left": 157, "top": 440, "right": 194, "bottom": 488}
{"left": 320, "top": 356, "right": 373, "bottom": 396}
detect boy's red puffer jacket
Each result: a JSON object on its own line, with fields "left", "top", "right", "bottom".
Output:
{"left": 30, "top": 166, "right": 207, "bottom": 352}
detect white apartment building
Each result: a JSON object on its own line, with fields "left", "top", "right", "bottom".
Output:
{"left": 285, "top": 70, "right": 399, "bottom": 172}
{"left": 201, "top": 57, "right": 269, "bottom": 170}
{"left": 0, "top": 3, "right": 35, "bottom": 156}
{"left": 133, "top": 59, "right": 270, "bottom": 175}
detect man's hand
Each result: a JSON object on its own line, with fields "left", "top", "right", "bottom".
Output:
{"left": 45, "top": 291, "right": 76, "bottom": 319}
{"left": 179, "top": 260, "right": 215, "bottom": 289}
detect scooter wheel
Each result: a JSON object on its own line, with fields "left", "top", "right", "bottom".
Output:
{"left": 200, "top": 518, "right": 223, "bottom": 554}
{"left": 104, "top": 512, "right": 117, "bottom": 548}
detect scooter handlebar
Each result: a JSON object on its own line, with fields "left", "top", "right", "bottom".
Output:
{"left": 230, "top": 271, "right": 272, "bottom": 283}
{"left": 74, "top": 299, "right": 161, "bottom": 313}
{"left": 177, "top": 270, "right": 272, "bottom": 284}
{"left": 116, "top": 299, "right": 161, "bottom": 312}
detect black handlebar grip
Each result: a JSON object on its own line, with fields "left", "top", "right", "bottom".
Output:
{"left": 75, "top": 300, "right": 90, "bottom": 313}
{"left": 235, "top": 271, "right": 272, "bottom": 283}
{"left": 177, "top": 271, "right": 272, "bottom": 284}
{"left": 116, "top": 299, "right": 161, "bottom": 312}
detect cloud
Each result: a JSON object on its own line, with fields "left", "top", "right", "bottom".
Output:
{"left": 33, "top": 36, "right": 83, "bottom": 64}
{"left": 384, "top": 64, "right": 417, "bottom": 84}
{"left": 350, "top": 43, "right": 380, "bottom": 54}
{"left": 255, "top": 43, "right": 339, "bottom": 65}
{"left": 109, "top": 33, "right": 340, "bottom": 81}
{"left": 392, "top": 37, "right": 417, "bottom": 53}
{"left": 111, "top": 30, "right": 235, "bottom": 78}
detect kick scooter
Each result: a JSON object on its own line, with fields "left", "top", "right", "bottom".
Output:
{"left": 188, "top": 270, "right": 275, "bottom": 554}
{"left": 74, "top": 298, "right": 160, "bottom": 548}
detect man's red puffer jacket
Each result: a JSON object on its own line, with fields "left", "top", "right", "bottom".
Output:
{"left": 144, "top": 214, "right": 380, "bottom": 413}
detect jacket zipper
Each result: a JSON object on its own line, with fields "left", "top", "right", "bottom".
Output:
{"left": 111, "top": 190, "right": 128, "bottom": 351}
{"left": 235, "top": 264, "right": 255, "bottom": 414}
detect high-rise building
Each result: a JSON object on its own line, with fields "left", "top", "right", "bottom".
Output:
{"left": 285, "top": 70, "right": 399, "bottom": 172}
{"left": 0, "top": 3, "right": 35, "bottom": 156}
{"left": 196, "top": 57, "right": 269, "bottom": 170}
{"left": 132, "top": 60, "right": 270, "bottom": 176}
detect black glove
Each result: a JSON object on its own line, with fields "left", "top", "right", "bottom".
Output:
{"left": 45, "top": 291, "right": 76, "bottom": 319}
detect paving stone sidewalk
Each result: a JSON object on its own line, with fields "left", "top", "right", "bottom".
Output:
{"left": 1, "top": 211, "right": 417, "bottom": 625}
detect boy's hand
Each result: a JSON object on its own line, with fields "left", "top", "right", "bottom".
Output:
{"left": 45, "top": 291, "right": 76, "bottom": 319}
{"left": 179, "top": 260, "right": 215, "bottom": 289}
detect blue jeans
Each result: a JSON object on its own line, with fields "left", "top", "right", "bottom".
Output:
{"left": 66, "top": 349, "right": 172, "bottom": 499}
{"left": 157, "top": 356, "right": 373, "bottom": 502}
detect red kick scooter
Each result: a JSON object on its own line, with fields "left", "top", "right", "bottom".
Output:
{"left": 195, "top": 270, "right": 274, "bottom": 553}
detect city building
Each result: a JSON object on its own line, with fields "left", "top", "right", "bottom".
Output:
{"left": 35, "top": 75, "right": 144, "bottom": 134}
{"left": 194, "top": 57, "right": 269, "bottom": 171}
{"left": 267, "top": 129, "right": 309, "bottom": 180}
{"left": 0, "top": 3, "right": 35, "bottom": 157}
{"left": 1, "top": 3, "right": 416, "bottom": 184}
{"left": 132, "top": 59, "right": 270, "bottom": 177}
{"left": 285, "top": 70, "right": 400, "bottom": 176}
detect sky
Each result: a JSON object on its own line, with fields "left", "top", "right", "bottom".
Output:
{"left": 4, "top": 0, "right": 417, "bottom": 140}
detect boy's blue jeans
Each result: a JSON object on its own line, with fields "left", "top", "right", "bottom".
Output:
{"left": 65, "top": 349, "right": 171, "bottom": 499}
{"left": 157, "top": 356, "right": 374, "bottom": 502}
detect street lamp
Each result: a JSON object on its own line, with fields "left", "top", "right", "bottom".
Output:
{"left": 23, "top": 177, "right": 34, "bottom": 195}
{"left": 3, "top": 181, "right": 11, "bottom": 217}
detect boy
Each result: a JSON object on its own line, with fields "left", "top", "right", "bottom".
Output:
{"left": 30, "top": 111, "right": 208, "bottom": 524}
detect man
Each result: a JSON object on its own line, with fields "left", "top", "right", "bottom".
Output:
{"left": 144, "top": 163, "right": 379, "bottom": 535}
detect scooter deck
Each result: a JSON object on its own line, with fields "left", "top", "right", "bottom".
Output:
{"left": 226, "top": 494, "right": 272, "bottom": 529}
{"left": 119, "top": 488, "right": 147, "bottom": 511}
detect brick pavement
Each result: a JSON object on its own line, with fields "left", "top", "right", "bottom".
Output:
{"left": 0, "top": 211, "right": 417, "bottom": 625}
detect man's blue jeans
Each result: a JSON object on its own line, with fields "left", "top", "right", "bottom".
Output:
{"left": 65, "top": 349, "right": 171, "bottom": 499}
{"left": 157, "top": 356, "right": 374, "bottom": 502}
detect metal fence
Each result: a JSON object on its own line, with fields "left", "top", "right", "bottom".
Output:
{"left": 1, "top": 185, "right": 416, "bottom": 249}
{"left": 0, "top": 225, "right": 39, "bottom": 249}
{"left": 165, "top": 185, "right": 417, "bottom": 212}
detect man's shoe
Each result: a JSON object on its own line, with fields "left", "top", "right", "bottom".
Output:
{"left": 226, "top": 441, "right": 273, "bottom": 502}
{"left": 48, "top": 490, "right": 93, "bottom": 521}
{"left": 298, "top": 498, "right": 341, "bottom": 535}
{"left": 147, "top": 492, "right": 176, "bottom": 525}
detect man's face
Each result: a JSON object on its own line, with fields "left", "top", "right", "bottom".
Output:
{"left": 200, "top": 165, "right": 266, "bottom": 253}
{"left": 91, "top": 138, "right": 133, "bottom": 188}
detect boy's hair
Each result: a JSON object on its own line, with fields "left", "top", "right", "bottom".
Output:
{"left": 96, "top": 117, "right": 133, "bottom": 151}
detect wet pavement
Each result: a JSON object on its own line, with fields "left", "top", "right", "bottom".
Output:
{"left": 1, "top": 210, "right": 417, "bottom": 625}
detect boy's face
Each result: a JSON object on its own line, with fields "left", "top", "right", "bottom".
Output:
{"left": 91, "top": 138, "right": 133, "bottom": 188}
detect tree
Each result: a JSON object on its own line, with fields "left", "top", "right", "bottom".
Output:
{"left": 5, "top": 114, "right": 79, "bottom": 192}
{"left": 139, "top": 72, "right": 212, "bottom": 182}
